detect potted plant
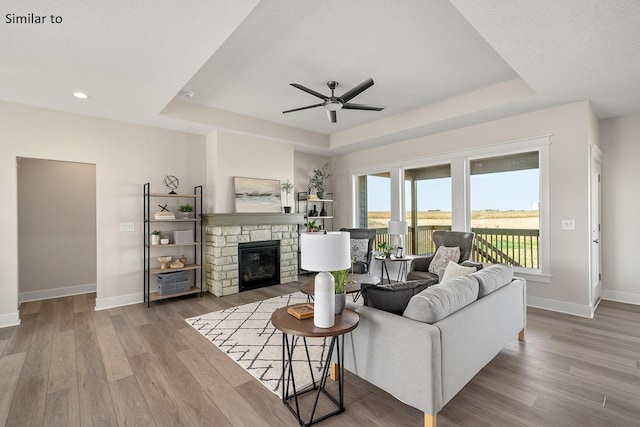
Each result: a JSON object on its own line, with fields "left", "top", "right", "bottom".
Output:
{"left": 151, "top": 230, "right": 162, "bottom": 246}
{"left": 304, "top": 220, "right": 319, "bottom": 232}
{"left": 281, "top": 180, "right": 294, "bottom": 213}
{"left": 178, "top": 204, "right": 193, "bottom": 218}
{"left": 376, "top": 241, "right": 395, "bottom": 258}
{"left": 331, "top": 269, "right": 349, "bottom": 314}
{"left": 309, "top": 162, "right": 332, "bottom": 199}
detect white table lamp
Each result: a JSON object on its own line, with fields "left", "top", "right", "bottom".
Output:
{"left": 300, "top": 232, "right": 351, "bottom": 328}
{"left": 388, "top": 220, "right": 408, "bottom": 253}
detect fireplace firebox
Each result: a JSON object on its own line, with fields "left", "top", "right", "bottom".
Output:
{"left": 238, "top": 240, "right": 280, "bottom": 292}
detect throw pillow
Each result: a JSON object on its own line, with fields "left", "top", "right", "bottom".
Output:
{"left": 403, "top": 275, "right": 479, "bottom": 323}
{"left": 440, "top": 260, "right": 476, "bottom": 283}
{"left": 428, "top": 246, "right": 460, "bottom": 274}
{"left": 362, "top": 280, "right": 431, "bottom": 315}
{"left": 350, "top": 238, "right": 369, "bottom": 263}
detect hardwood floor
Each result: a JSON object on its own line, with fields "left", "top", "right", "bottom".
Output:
{"left": 1, "top": 281, "right": 639, "bottom": 426}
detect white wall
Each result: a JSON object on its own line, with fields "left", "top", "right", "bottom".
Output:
{"left": 332, "top": 101, "right": 595, "bottom": 316}
{"left": 0, "top": 101, "right": 206, "bottom": 326}
{"left": 600, "top": 112, "right": 640, "bottom": 305}
{"left": 206, "top": 131, "right": 295, "bottom": 213}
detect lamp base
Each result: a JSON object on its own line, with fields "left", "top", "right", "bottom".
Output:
{"left": 313, "top": 271, "right": 335, "bottom": 328}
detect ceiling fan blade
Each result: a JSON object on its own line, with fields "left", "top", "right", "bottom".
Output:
{"left": 339, "top": 78, "right": 374, "bottom": 103}
{"left": 326, "top": 110, "right": 337, "bottom": 123}
{"left": 290, "top": 83, "right": 328, "bottom": 100}
{"left": 342, "top": 103, "right": 385, "bottom": 111}
{"left": 283, "top": 103, "right": 324, "bottom": 114}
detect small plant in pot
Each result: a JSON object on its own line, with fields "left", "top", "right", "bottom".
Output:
{"left": 309, "top": 162, "right": 332, "bottom": 199}
{"left": 151, "top": 230, "right": 163, "bottom": 246}
{"left": 304, "top": 220, "right": 320, "bottom": 233}
{"left": 281, "top": 180, "right": 294, "bottom": 213}
{"left": 331, "top": 269, "right": 349, "bottom": 314}
{"left": 376, "top": 241, "right": 395, "bottom": 258}
{"left": 178, "top": 204, "right": 193, "bottom": 218}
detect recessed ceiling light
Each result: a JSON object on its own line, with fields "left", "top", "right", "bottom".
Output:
{"left": 73, "top": 92, "right": 90, "bottom": 99}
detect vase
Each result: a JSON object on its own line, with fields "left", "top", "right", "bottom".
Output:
{"left": 319, "top": 202, "right": 327, "bottom": 217}
{"left": 335, "top": 292, "right": 346, "bottom": 315}
{"left": 283, "top": 206, "right": 291, "bottom": 213}
{"left": 151, "top": 234, "right": 160, "bottom": 245}
{"left": 309, "top": 205, "right": 318, "bottom": 217}
{"left": 317, "top": 191, "right": 325, "bottom": 199}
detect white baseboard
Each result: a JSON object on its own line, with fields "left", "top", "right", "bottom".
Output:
{"left": 602, "top": 290, "right": 640, "bottom": 306}
{"left": 527, "top": 295, "right": 593, "bottom": 318}
{"left": 0, "top": 311, "right": 20, "bottom": 329}
{"left": 95, "top": 292, "right": 143, "bottom": 311}
{"left": 19, "top": 283, "right": 96, "bottom": 304}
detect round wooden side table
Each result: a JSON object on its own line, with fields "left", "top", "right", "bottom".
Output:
{"left": 271, "top": 306, "right": 359, "bottom": 426}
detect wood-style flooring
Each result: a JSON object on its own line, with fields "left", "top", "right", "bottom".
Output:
{"left": 1, "top": 279, "right": 639, "bottom": 426}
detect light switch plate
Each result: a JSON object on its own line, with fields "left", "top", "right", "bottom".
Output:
{"left": 561, "top": 220, "right": 575, "bottom": 230}
{"left": 120, "top": 222, "right": 135, "bottom": 232}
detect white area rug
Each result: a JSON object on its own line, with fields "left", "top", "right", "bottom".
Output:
{"left": 185, "top": 292, "right": 331, "bottom": 395}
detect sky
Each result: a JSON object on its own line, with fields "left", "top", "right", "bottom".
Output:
{"left": 367, "top": 169, "right": 539, "bottom": 211}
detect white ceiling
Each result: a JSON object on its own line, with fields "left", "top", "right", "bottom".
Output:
{"left": 2, "top": 0, "right": 640, "bottom": 154}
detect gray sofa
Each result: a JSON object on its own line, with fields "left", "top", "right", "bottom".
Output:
{"left": 339, "top": 264, "right": 526, "bottom": 427}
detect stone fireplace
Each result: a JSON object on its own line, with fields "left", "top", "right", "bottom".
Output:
{"left": 203, "top": 212, "right": 305, "bottom": 296}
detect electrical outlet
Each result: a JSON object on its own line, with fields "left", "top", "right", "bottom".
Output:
{"left": 120, "top": 222, "right": 135, "bottom": 232}
{"left": 561, "top": 220, "right": 575, "bottom": 230}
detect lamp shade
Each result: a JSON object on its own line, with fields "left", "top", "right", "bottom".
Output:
{"left": 300, "top": 232, "right": 351, "bottom": 272}
{"left": 388, "top": 220, "right": 408, "bottom": 235}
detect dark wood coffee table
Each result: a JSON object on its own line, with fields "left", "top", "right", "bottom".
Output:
{"left": 271, "top": 306, "right": 359, "bottom": 426}
{"left": 300, "top": 273, "right": 381, "bottom": 302}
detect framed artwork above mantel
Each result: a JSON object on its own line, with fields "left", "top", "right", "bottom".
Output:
{"left": 233, "top": 177, "right": 282, "bottom": 213}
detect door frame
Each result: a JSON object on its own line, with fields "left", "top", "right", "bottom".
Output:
{"left": 589, "top": 145, "right": 603, "bottom": 315}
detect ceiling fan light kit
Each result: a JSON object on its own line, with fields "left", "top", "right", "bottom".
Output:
{"left": 283, "top": 78, "right": 384, "bottom": 123}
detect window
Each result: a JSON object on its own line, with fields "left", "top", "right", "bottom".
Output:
{"left": 357, "top": 172, "right": 390, "bottom": 229}
{"left": 470, "top": 151, "right": 540, "bottom": 268}
{"left": 405, "top": 164, "right": 452, "bottom": 255}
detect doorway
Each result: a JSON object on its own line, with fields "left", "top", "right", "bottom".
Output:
{"left": 590, "top": 147, "right": 603, "bottom": 313}
{"left": 17, "top": 158, "right": 97, "bottom": 303}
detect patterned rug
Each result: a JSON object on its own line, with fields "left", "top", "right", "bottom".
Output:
{"left": 185, "top": 292, "right": 332, "bottom": 395}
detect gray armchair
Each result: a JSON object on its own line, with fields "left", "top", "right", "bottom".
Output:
{"left": 407, "top": 230, "right": 475, "bottom": 282}
{"left": 340, "top": 228, "right": 377, "bottom": 274}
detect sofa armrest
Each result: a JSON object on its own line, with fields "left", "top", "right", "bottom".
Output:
{"left": 409, "top": 255, "right": 434, "bottom": 272}
{"left": 339, "top": 302, "right": 443, "bottom": 415}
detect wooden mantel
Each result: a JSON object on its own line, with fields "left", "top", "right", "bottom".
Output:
{"left": 203, "top": 212, "right": 306, "bottom": 227}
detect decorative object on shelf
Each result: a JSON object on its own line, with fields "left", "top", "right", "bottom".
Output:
{"left": 281, "top": 180, "right": 294, "bottom": 213}
{"left": 376, "top": 241, "right": 395, "bottom": 258}
{"left": 170, "top": 260, "right": 184, "bottom": 269}
{"left": 300, "top": 232, "right": 351, "bottom": 328}
{"left": 388, "top": 220, "right": 408, "bottom": 251}
{"left": 178, "top": 204, "right": 193, "bottom": 218}
{"left": 154, "top": 204, "right": 175, "bottom": 220}
{"left": 395, "top": 246, "right": 404, "bottom": 258}
{"left": 179, "top": 254, "right": 187, "bottom": 265}
{"left": 160, "top": 238, "right": 170, "bottom": 245}
{"left": 233, "top": 177, "right": 281, "bottom": 213}
{"left": 319, "top": 202, "right": 327, "bottom": 217}
{"left": 309, "top": 204, "right": 319, "bottom": 217}
{"left": 164, "top": 175, "right": 179, "bottom": 194}
{"left": 309, "top": 162, "right": 332, "bottom": 199}
{"left": 304, "top": 220, "right": 319, "bottom": 232}
{"left": 331, "top": 269, "right": 349, "bottom": 314}
{"left": 158, "top": 256, "right": 172, "bottom": 269}
{"left": 151, "top": 230, "right": 162, "bottom": 246}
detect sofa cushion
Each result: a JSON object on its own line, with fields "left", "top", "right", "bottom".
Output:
{"left": 460, "top": 260, "right": 484, "bottom": 271}
{"left": 361, "top": 280, "right": 431, "bottom": 315}
{"left": 472, "top": 264, "right": 513, "bottom": 298}
{"left": 428, "top": 246, "right": 460, "bottom": 274}
{"left": 406, "top": 270, "right": 439, "bottom": 283}
{"left": 440, "top": 260, "right": 477, "bottom": 282}
{"left": 402, "top": 275, "right": 479, "bottom": 323}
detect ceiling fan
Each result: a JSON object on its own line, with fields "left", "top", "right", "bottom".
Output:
{"left": 283, "top": 77, "right": 385, "bottom": 123}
